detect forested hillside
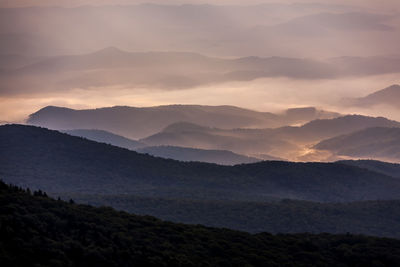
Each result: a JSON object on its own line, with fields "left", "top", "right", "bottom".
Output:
{"left": 64, "top": 193, "right": 400, "bottom": 238}
{"left": 339, "top": 160, "right": 400, "bottom": 178}
{"left": 2, "top": 125, "right": 400, "bottom": 202}
{"left": 1, "top": 181, "right": 400, "bottom": 267}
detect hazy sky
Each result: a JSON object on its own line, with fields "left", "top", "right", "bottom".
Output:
{"left": 0, "top": 0, "right": 399, "bottom": 122}
{"left": 0, "top": 0, "right": 397, "bottom": 9}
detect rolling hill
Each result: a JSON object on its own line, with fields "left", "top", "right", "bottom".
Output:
{"left": 136, "top": 146, "right": 261, "bottom": 165}
{"left": 141, "top": 122, "right": 297, "bottom": 157}
{"left": 27, "top": 105, "right": 339, "bottom": 139}
{"left": 64, "top": 129, "right": 145, "bottom": 150}
{"left": 281, "top": 115, "right": 400, "bottom": 142}
{"left": 2, "top": 124, "right": 400, "bottom": 202}
{"left": 315, "top": 127, "right": 400, "bottom": 161}
{"left": 141, "top": 115, "right": 400, "bottom": 159}
{"left": 339, "top": 160, "right": 400, "bottom": 178}
{"left": 27, "top": 105, "right": 278, "bottom": 139}
{"left": 347, "top": 84, "right": 400, "bottom": 108}
{"left": 65, "top": 193, "right": 400, "bottom": 238}
{"left": 64, "top": 129, "right": 262, "bottom": 165}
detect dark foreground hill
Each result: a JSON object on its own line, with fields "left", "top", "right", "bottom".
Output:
{"left": 2, "top": 124, "right": 400, "bottom": 202}
{"left": 1, "top": 182, "right": 400, "bottom": 267}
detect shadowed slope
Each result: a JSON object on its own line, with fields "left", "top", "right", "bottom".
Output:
{"left": 2, "top": 124, "right": 400, "bottom": 202}
{"left": 137, "top": 145, "right": 260, "bottom": 165}
{"left": 64, "top": 129, "right": 145, "bottom": 150}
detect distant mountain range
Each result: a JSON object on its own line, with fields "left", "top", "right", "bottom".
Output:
{"left": 141, "top": 122, "right": 297, "bottom": 157}
{"left": 279, "top": 114, "right": 400, "bottom": 142}
{"left": 27, "top": 103, "right": 400, "bottom": 161}
{"left": 3, "top": 4, "right": 400, "bottom": 262}
{"left": 64, "top": 128, "right": 261, "bottom": 165}
{"left": 64, "top": 129, "right": 146, "bottom": 150}
{"left": 344, "top": 84, "right": 400, "bottom": 108}
{"left": 270, "top": 12, "right": 394, "bottom": 34}
{"left": 315, "top": 127, "right": 400, "bottom": 161}
{"left": 0, "top": 4, "right": 394, "bottom": 59}
{"left": 27, "top": 105, "right": 340, "bottom": 139}
{"left": 12, "top": 47, "right": 224, "bottom": 75}
{"left": 142, "top": 115, "right": 400, "bottom": 159}
{"left": 0, "top": 54, "right": 45, "bottom": 69}
{"left": 2, "top": 47, "right": 400, "bottom": 95}
{"left": 2, "top": 124, "right": 400, "bottom": 203}
{"left": 64, "top": 127, "right": 400, "bottom": 172}
{"left": 0, "top": 48, "right": 338, "bottom": 94}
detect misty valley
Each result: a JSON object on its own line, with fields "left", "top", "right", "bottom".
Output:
{"left": 26, "top": 91, "right": 400, "bottom": 163}
{"left": 1, "top": 1, "right": 400, "bottom": 266}
{"left": 2, "top": 99, "right": 400, "bottom": 265}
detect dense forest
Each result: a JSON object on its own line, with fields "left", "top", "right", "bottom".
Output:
{"left": 62, "top": 193, "right": 400, "bottom": 238}
{"left": 2, "top": 181, "right": 400, "bottom": 267}
{"left": 2, "top": 124, "right": 400, "bottom": 202}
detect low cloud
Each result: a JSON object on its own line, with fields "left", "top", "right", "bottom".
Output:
{"left": 1, "top": 73, "right": 399, "bottom": 123}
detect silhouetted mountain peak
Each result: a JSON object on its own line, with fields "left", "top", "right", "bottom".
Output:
{"left": 36, "top": 105, "right": 70, "bottom": 111}
{"left": 28, "top": 105, "right": 73, "bottom": 119}
{"left": 92, "top": 46, "right": 126, "bottom": 56}
{"left": 386, "top": 84, "right": 400, "bottom": 90}
{"left": 344, "top": 84, "right": 400, "bottom": 108}
{"left": 366, "top": 84, "right": 400, "bottom": 98}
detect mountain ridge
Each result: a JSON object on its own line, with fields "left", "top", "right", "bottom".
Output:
{"left": 64, "top": 129, "right": 146, "bottom": 150}
{"left": 343, "top": 84, "right": 400, "bottom": 108}
{"left": 136, "top": 145, "right": 261, "bottom": 165}
{"left": 27, "top": 104, "right": 340, "bottom": 139}
{"left": 141, "top": 114, "right": 400, "bottom": 159}
{"left": 64, "top": 128, "right": 263, "bottom": 165}
{"left": 2, "top": 124, "right": 400, "bottom": 202}
{"left": 338, "top": 159, "right": 400, "bottom": 177}
{"left": 315, "top": 127, "right": 400, "bottom": 161}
